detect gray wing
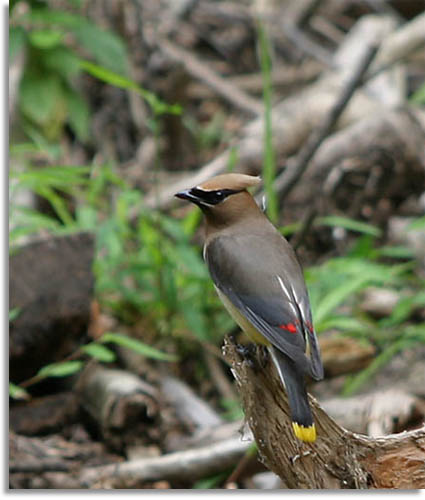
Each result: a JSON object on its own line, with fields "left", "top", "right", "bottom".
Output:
{"left": 205, "top": 234, "right": 323, "bottom": 379}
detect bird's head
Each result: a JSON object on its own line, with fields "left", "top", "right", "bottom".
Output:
{"left": 175, "top": 173, "right": 262, "bottom": 228}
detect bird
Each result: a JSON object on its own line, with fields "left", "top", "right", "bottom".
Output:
{"left": 175, "top": 173, "right": 323, "bottom": 442}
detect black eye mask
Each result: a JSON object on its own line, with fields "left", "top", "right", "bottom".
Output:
{"left": 189, "top": 188, "right": 242, "bottom": 205}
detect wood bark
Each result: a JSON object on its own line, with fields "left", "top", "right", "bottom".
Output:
{"left": 77, "top": 364, "right": 160, "bottom": 453}
{"left": 223, "top": 338, "right": 425, "bottom": 489}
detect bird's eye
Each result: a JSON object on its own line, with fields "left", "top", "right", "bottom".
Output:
{"left": 215, "top": 190, "right": 224, "bottom": 198}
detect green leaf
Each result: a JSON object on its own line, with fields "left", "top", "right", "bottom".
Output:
{"left": 407, "top": 216, "right": 425, "bottom": 231}
{"left": 73, "top": 22, "right": 129, "bottom": 76}
{"left": 80, "top": 61, "right": 181, "bottom": 116}
{"left": 80, "top": 343, "right": 116, "bottom": 362}
{"left": 65, "top": 88, "right": 90, "bottom": 141}
{"left": 314, "top": 275, "right": 370, "bottom": 325}
{"left": 35, "top": 185, "right": 75, "bottom": 226}
{"left": 193, "top": 472, "right": 229, "bottom": 489}
{"left": 75, "top": 205, "right": 98, "bottom": 229}
{"left": 173, "top": 244, "right": 207, "bottom": 278}
{"left": 19, "top": 70, "right": 65, "bottom": 127}
{"left": 316, "top": 315, "right": 365, "bottom": 333}
{"left": 380, "top": 291, "right": 425, "bottom": 328}
{"left": 80, "top": 60, "right": 139, "bottom": 91}
{"left": 374, "top": 246, "right": 414, "bottom": 259}
{"left": 342, "top": 339, "right": 404, "bottom": 396}
{"left": 37, "top": 360, "right": 83, "bottom": 378}
{"left": 23, "top": 8, "right": 130, "bottom": 74}
{"left": 410, "top": 82, "right": 425, "bottom": 104}
{"left": 29, "top": 29, "right": 63, "bottom": 49}
{"left": 279, "top": 222, "right": 302, "bottom": 237}
{"left": 316, "top": 216, "right": 382, "bottom": 237}
{"left": 25, "top": 9, "right": 83, "bottom": 28}
{"left": 9, "top": 26, "right": 27, "bottom": 61}
{"left": 9, "top": 206, "right": 61, "bottom": 240}
{"left": 9, "top": 382, "right": 30, "bottom": 401}
{"left": 9, "top": 308, "right": 21, "bottom": 322}
{"left": 101, "top": 333, "right": 178, "bottom": 361}
{"left": 180, "top": 301, "right": 210, "bottom": 341}
{"left": 42, "top": 46, "right": 82, "bottom": 80}
{"left": 182, "top": 208, "right": 202, "bottom": 237}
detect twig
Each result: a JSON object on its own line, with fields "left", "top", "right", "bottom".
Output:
{"left": 203, "top": 350, "right": 237, "bottom": 402}
{"left": 78, "top": 436, "right": 251, "bottom": 488}
{"left": 292, "top": 206, "right": 318, "bottom": 250}
{"left": 158, "top": 38, "right": 263, "bottom": 117}
{"left": 271, "top": 41, "right": 380, "bottom": 204}
{"left": 282, "top": 23, "right": 333, "bottom": 66}
{"left": 224, "top": 443, "right": 258, "bottom": 487}
{"left": 364, "top": 0, "right": 405, "bottom": 22}
{"left": 187, "top": 63, "right": 322, "bottom": 97}
{"left": 295, "top": 0, "right": 324, "bottom": 28}
{"left": 365, "top": 13, "right": 425, "bottom": 82}
{"left": 160, "top": 375, "right": 223, "bottom": 430}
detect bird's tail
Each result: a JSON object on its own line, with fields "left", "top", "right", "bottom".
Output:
{"left": 269, "top": 346, "right": 316, "bottom": 442}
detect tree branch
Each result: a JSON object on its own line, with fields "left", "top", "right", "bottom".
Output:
{"left": 222, "top": 338, "right": 425, "bottom": 489}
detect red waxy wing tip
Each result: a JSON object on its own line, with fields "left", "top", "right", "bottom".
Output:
{"left": 279, "top": 323, "right": 297, "bottom": 333}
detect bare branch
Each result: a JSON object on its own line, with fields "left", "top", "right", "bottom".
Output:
{"left": 223, "top": 338, "right": 425, "bottom": 489}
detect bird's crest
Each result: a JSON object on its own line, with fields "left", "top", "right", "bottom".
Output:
{"left": 198, "top": 174, "right": 261, "bottom": 192}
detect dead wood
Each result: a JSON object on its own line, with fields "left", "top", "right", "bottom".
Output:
{"left": 223, "top": 338, "right": 425, "bottom": 489}
{"left": 286, "top": 107, "right": 425, "bottom": 225}
{"left": 145, "top": 14, "right": 400, "bottom": 210}
{"left": 366, "top": 10, "right": 425, "bottom": 80}
{"left": 160, "top": 375, "right": 223, "bottom": 433}
{"left": 187, "top": 63, "right": 322, "bottom": 98}
{"left": 77, "top": 435, "right": 252, "bottom": 488}
{"left": 9, "top": 392, "right": 79, "bottom": 436}
{"left": 77, "top": 364, "right": 160, "bottom": 452}
{"left": 322, "top": 389, "right": 425, "bottom": 436}
{"left": 9, "top": 232, "right": 95, "bottom": 383}
{"left": 9, "top": 428, "right": 123, "bottom": 489}
{"left": 158, "top": 38, "right": 263, "bottom": 117}
{"left": 271, "top": 39, "right": 380, "bottom": 204}
{"left": 319, "top": 336, "right": 376, "bottom": 377}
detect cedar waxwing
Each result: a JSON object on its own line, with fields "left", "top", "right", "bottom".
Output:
{"left": 175, "top": 173, "right": 323, "bottom": 442}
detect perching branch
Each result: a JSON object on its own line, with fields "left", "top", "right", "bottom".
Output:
{"left": 222, "top": 338, "right": 425, "bottom": 489}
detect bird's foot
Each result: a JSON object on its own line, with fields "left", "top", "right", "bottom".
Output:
{"left": 234, "top": 342, "right": 259, "bottom": 370}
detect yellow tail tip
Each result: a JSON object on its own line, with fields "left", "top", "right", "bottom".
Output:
{"left": 292, "top": 422, "right": 316, "bottom": 442}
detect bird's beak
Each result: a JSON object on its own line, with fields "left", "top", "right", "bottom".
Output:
{"left": 175, "top": 189, "right": 200, "bottom": 204}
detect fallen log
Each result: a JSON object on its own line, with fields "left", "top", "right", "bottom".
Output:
{"left": 9, "top": 232, "right": 95, "bottom": 383}
{"left": 77, "top": 364, "right": 160, "bottom": 453}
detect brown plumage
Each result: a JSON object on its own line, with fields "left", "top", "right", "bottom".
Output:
{"left": 175, "top": 173, "right": 323, "bottom": 442}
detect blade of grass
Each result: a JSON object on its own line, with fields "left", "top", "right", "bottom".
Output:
{"left": 316, "top": 216, "right": 382, "bottom": 237}
{"left": 100, "top": 332, "right": 178, "bottom": 361}
{"left": 257, "top": 21, "right": 278, "bottom": 224}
